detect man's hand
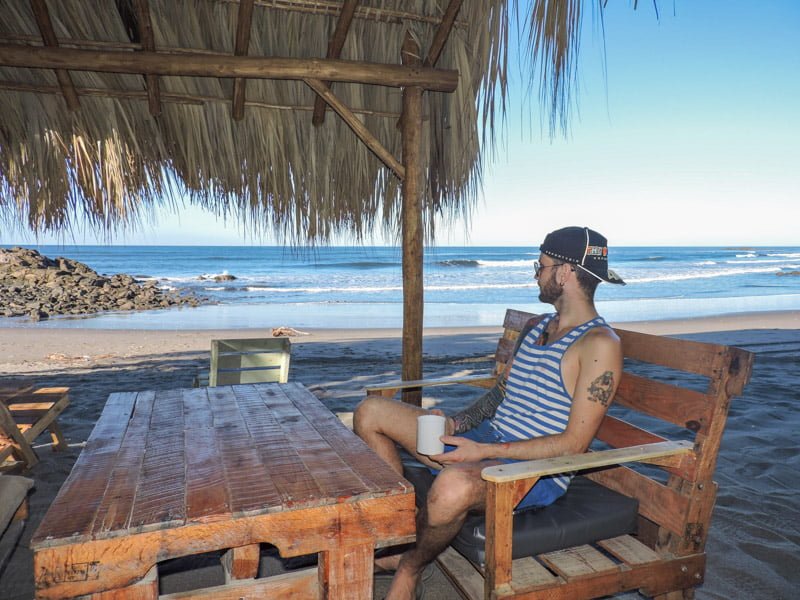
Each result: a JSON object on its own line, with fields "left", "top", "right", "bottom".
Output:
{"left": 429, "top": 435, "right": 488, "bottom": 465}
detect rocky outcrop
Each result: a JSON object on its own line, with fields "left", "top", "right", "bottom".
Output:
{"left": 0, "top": 247, "right": 204, "bottom": 321}
{"left": 776, "top": 271, "right": 800, "bottom": 277}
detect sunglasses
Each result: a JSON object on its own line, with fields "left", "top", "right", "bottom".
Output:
{"left": 534, "top": 261, "right": 565, "bottom": 277}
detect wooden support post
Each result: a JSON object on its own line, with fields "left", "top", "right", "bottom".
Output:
{"left": 222, "top": 544, "right": 260, "bottom": 581}
{"left": 396, "top": 0, "right": 463, "bottom": 130}
{"left": 232, "top": 0, "right": 255, "bottom": 120}
{"left": 312, "top": 0, "right": 359, "bottom": 126}
{"left": 400, "top": 32, "right": 424, "bottom": 406}
{"left": 132, "top": 0, "right": 161, "bottom": 117}
{"left": 29, "top": 0, "right": 80, "bottom": 111}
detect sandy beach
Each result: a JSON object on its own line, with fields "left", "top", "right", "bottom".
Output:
{"left": 1, "top": 310, "right": 798, "bottom": 599}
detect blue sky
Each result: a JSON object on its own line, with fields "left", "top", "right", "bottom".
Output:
{"left": 5, "top": 1, "right": 799, "bottom": 247}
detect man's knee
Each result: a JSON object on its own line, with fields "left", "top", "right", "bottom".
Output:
{"left": 353, "top": 395, "right": 384, "bottom": 437}
{"left": 426, "top": 467, "right": 483, "bottom": 526}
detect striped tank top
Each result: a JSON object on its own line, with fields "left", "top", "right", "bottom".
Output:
{"left": 489, "top": 314, "right": 610, "bottom": 491}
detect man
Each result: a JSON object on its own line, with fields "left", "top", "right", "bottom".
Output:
{"left": 354, "top": 226, "right": 626, "bottom": 599}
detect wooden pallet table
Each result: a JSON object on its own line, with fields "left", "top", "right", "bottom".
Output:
{"left": 31, "top": 383, "right": 415, "bottom": 599}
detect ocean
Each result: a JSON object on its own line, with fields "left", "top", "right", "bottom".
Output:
{"left": 2, "top": 245, "right": 799, "bottom": 329}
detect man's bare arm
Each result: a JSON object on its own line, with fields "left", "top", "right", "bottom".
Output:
{"left": 435, "top": 328, "right": 623, "bottom": 464}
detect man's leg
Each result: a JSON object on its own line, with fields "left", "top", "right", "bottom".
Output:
{"left": 353, "top": 395, "right": 438, "bottom": 474}
{"left": 386, "top": 462, "right": 492, "bottom": 600}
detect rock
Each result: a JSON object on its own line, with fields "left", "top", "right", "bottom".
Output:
{"left": 0, "top": 247, "right": 207, "bottom": 321}
{"left": 213, "top": 273, "right": 237, "bottom": 281}
{"left": 776, "top": 271, "right": 800, "bottom": 277}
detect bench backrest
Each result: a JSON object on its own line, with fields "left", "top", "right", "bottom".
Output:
{"left": 209, "top": 337, "right": 291, "bottom": 386}
{"left": 492, "top": 309, "right": 754, "bottom": 555}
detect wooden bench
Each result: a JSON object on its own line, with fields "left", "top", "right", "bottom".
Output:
{"left": 366, "top": 309, "right": 755, "bottom": 599}
{"left": 0, "top": 387, "right": 70, "bottom": 471}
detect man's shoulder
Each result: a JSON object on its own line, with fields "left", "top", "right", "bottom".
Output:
{"left": 577, "top": 322, "right": 621, "bottom": 354}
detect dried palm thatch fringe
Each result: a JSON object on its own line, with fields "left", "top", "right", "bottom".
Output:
{"left": 0, "top": 0, "right": 589, "bottom": 242}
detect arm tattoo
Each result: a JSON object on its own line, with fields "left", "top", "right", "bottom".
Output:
{"left": 587, "top": 371, "right": 615, "bottom": 407}
{"left": 450, "top": 379, "right": 504, "bottom": 434}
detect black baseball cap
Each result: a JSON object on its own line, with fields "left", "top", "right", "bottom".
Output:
{"left": 540, "top": 226, "right": 625, "bottom": 285}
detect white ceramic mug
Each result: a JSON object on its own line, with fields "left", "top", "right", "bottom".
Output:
{"left": 417, "top": 414, "right": 446, "bottom": 455}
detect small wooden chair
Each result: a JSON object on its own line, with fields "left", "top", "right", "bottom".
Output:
{"left": 367, "top": 309, "right": 755, "bottom": 599}
{"left": 209, "top": 338, "right": 291, "bottom": 387}
{"left": 0, "top": 387, "right": 69, "bottom": 471}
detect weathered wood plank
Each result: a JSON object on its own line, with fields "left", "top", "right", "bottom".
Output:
{"left": 614, "top": 373, "right": 714, "bottom": 434}
{"left": 616, "top": 329, "right": 724, "bottom": 377}
{"left": 436, "top": 546, "right": 484, "bottom": 600}
{"left": 206, "top": 386, "right": 284, "bottom": 513}
{"left": 511, "top": 556, "right": 559, "bottom": 589}
{"left": 162, "top": 567, "right": 319, "bottom": 599}
{"left": 129, "top": 389, "right": 186, "bottom": 528}
{"left": 538, "top": 545, "right": 618, "bottom": 579}
{"left": 279, "top": 383, "right": 411, "bottom": 495}
{"left": 33, "top": 391, "right": 137, "bottom": 544}
{"left": 482, "top": 441, "right": 693, "bottom": 483}
{"left": 91, "top": 391, "right": 157, "bottom": 534}
{"left": 586, "top": 467, "right": 690, "bottom": 537}
{"left": 598, "top": 535, "right": 661, "bottom": 566}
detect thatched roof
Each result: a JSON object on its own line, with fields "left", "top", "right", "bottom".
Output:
{"left": 0, "top": 0, "right": 519, "bottom": 242}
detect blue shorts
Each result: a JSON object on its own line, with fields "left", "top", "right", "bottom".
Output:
{"left": 432, "top": 420, "right": 566, "bottom": 511}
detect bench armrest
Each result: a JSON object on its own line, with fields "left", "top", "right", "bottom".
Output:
{"left": 481, "top": 440, "right": 694, "bottom": 483}
{"left": 366, "top": 372, "right": 495, "bottom": 396}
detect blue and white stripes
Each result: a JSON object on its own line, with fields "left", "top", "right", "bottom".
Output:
{"left": 490, "top": 314, "right": 609, "bottom": 491}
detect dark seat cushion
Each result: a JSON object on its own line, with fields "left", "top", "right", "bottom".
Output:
{"left": 403, "top": 463, "right": 639, "bottom": 567}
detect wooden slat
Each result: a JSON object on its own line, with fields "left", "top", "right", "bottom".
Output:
{"left": 91, "top": 391, "right": 157, "bottom": 534}
{"left": 184, "top": 420, "right": 230, "bottom": 522}
{"left": 0, "top": 400, "right": 38, "bottom": 467}
{"left": 206, "top": 386, "right": 285, "bottom": 513}
{"left": 33, "top": 391, "right": 138, "bottom": 545}
{"left": 597, "top": 535, "right": 661, "bottom": 566}
{"left": 220, "top": 385, "right": 320, "bottom": 509}
{"left": 538, "top": 545, "right": 618, "bottom": 579}
{"left": 253, "top": 384, "right": 375, "bottom": 500}
{"left": 482, "top": 440, "right": 692, "bottom": 483}
{"left": 615, "top": 373, "right": 714, "bottom": 434}
{"left": 131, "top": 0, "right": 161, "bottom": 117}
{"left": 311, "top": 0, "right": 358, "bottom": 125}
{"left": 596, "top": 416, "right": 698, "bottom": 480}
{"left": 283, "top": 383, "right": 412, "bottom": 495}
{"left": 617, "top": 328, "right": 724, "bottom": 377}
{"left": 161, "top": 567, "right": 320, "bottom": 600}
{"left": 231, "top": 0, "right": 255, "bottom": 120}
{"left": 511, "top": 556, "right": 559, "bottom": 589}
{"left": 29, "top": 0, "right": 80, "bottom": 110}
{"left": 129, "top": 389, "right": 186, "bottom": 528}
{"left": 436, "top": 546, "right": 484, "bottom": 600}
{"left": 586, "top": 466, "right": 690, "bottom": 537}
{"left": 365, "top": 372, "right": 494, "bottom": 394}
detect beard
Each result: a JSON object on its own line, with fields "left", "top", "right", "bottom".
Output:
{"left": 538, "top": 276, "right": 563, "bottom": 305}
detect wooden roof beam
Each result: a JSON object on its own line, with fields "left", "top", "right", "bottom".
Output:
{"left": 132, "top": 0, "right": 161, "bottom": 117}
{"left": 304, "top": 78, "right": 404, "bottom": 179}
{"left": 312, "top": 0, "right": 358, "bottom": 127}
{"left": 29, "top": 0, "right": 79, "bottom": 111}
{"left": 0, "top": 45, "right": 459, "bottom": 92}
{"left": 232, "top": 0, "right": 255, "bottom": 120}
{"left": 424, "top": 0, "right": 464, "bottom": 67}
